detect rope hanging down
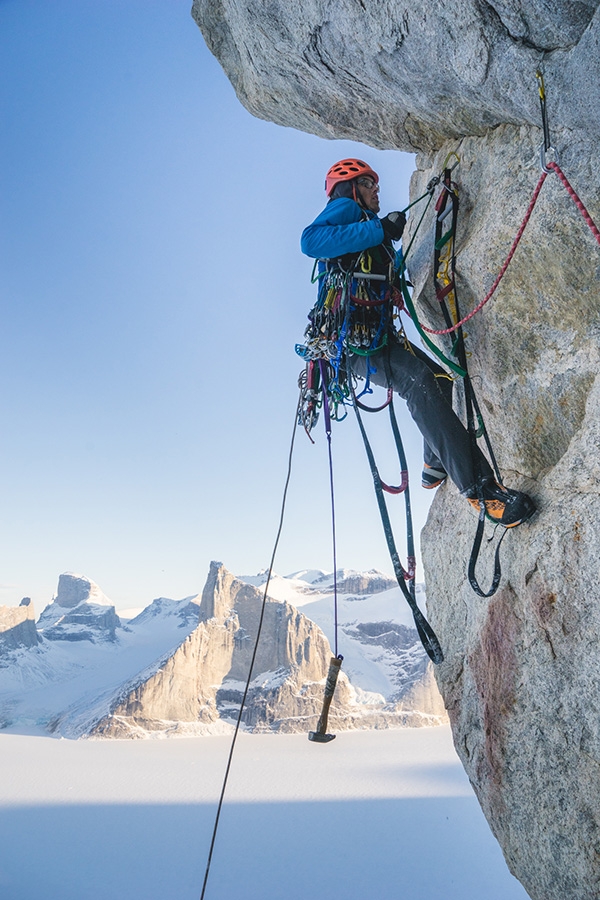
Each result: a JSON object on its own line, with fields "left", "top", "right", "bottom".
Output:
{"left": 307, "top": 359, "right": 346, "bottom": 744}
{"left": 427, "top": 165, "right": 506, "bottom": 598}
{"left": 199, "top": 403, "right": 299, "bottom": 900}
{"left": 348, "top": 372, "right": 443, "bottom": 663}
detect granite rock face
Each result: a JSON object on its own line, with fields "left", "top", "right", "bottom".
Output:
{"left": 192, "top": 0, "right": 600, "bottom": 149}
{"left": 0, "top": 599, "right": 40, "bottom": 654}
{"left": 87, "top": 562, "right": 440, "bottom": 738}
{"left": 192, "top": 4, "right": 600, "bottom": 898}
{"left": 38, "top": 573, "right": 121, "bottom": 642}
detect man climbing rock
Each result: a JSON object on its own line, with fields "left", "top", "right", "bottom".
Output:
{"left": 300, "top": 158, "right": 535, "bottom": 528}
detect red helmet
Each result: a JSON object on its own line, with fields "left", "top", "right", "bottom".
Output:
{"left": 325, "top": 158, "right": 379, "bottom": 196}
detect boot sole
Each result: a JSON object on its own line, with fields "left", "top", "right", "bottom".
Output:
{"left": 486, "top": 497, "right": 537, "bottom": 528}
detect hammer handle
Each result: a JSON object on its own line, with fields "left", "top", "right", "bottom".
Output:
{"left": 315, "top": 656, "right": 342, "bottom": 734}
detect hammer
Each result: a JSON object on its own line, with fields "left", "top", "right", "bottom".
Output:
{"left": 308, "top": 655, "right": 343, "bottom": 743}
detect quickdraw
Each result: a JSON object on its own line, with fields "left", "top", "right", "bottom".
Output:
{"left": 296, "top": 247, "right": 397, "bottom": 430}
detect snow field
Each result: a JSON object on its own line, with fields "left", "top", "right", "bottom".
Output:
{"left": 0, "top": 725, "right": 529, "bottom": 900}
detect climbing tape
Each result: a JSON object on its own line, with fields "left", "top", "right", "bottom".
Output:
{"left": 199, "top": 400, "right": 300, "bottom": 900}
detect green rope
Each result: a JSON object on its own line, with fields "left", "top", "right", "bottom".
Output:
{"left": 397, "top": 168, "right": 466, "bottom": 379}
{"left": 399, "top": 274, "right": 466, "bottom": 378}
{"left": 310, "top": 258, "right": 325, "bottom": 284}
{"left": 401, "top": 191, "right": 434, "bottom": 262}
{"left": 435, "top": 228, "right": 454, "bottom": 251}
{"left": 347, "top": 335, "right": 388, "bottom": 356}
{"left": 401, "top": 188, "right": 434, "bottom": 214}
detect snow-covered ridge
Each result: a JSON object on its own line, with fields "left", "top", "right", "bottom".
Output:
{"left": 0, "top": 565, "right": 446, "bottom": 738}
{"left": 37, "top": 573, "right": 121, "bottom": 643}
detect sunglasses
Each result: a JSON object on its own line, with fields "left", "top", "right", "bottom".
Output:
{"left": 356, "top": 177, "right": 379, "bottom": 190}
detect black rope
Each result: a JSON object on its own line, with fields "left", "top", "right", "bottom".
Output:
{"left": 536, "top": 68, "right": 551, "bottom": 153}
{"left": 199, "top": 397, "right": 300, "bottom": 900}
{"left": 350, "top": 378, "right": 444, "bottom": 664}
{"left": 434, "top": 169, "right": 505, "bottom": 597}
{"left": 318, "top": 358, "right": 340, "bottom": 657}
{"left": 468, "top": 512, "right": 508, "bottom": 598}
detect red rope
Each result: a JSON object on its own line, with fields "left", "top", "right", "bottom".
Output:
{"left": 422, "top": 171, "right": 548, "bottom": 335}
{"left": 419, "top": 162, "right": 600, "bottom": 336}
{"left": 548, "top": 161, "right": 600, "bottom": 246}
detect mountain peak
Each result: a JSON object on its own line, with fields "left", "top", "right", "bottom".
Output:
{"left": 55, "top": 573, "right": 112, "bottom": 609}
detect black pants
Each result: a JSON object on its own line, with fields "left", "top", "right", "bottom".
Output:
{"left": 349, "top": 336, "right": 493, "bottom": 494}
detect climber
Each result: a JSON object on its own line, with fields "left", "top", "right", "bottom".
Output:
{"left": 300, "top": 158, "right": 536, "bottom": 528}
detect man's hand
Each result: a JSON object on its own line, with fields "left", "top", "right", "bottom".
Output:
{"left": 381, "top": 211, "right": 406, "bottom": 242}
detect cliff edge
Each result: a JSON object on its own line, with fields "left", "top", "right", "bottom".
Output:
{"left": 192, "top": 3, "right": 600, "bottom": 898}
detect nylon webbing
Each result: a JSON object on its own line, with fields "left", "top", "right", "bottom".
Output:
{"left": 350, "top": 374, "right": 443, "bottom": 664}
{"left": 433, "top": 168, "right": 505, "bottom": 597}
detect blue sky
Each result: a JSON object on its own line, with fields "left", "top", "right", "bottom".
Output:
{"left": 0, "top": 0, "right": 433, "bottom": 610}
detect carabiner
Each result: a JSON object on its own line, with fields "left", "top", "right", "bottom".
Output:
{"left": 540, "top": 142, "right": 560, "bottom": 174}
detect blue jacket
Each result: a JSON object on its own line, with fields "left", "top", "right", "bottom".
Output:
{"left": 301, "top": 197, "right": 385, "bottom": 260}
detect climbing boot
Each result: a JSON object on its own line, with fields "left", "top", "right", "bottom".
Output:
{"left": 466, "top": 480, "right": 536, "bottom": 528}
{"left": 422, "top": 463, "right": 448, "bottom": 489}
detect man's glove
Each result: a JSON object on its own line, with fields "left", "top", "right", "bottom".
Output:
{"left": 380, "top": 211, "right": 406, "bottom": 242}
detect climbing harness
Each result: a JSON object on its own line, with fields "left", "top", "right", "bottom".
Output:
{"left": 297, "top": 177, "right": 445, "bottom": 664}
{"left": 297, "top": 244, "right": 397, "bottom": 427}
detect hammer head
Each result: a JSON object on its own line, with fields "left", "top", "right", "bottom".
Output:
{"left": 308, "top": 731, "right": 336, "bottom": 743}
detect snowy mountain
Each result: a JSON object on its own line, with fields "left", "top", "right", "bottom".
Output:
{"left": 37, "top": 573, "right": 121, "bottom": 642}
{"left": 237, "top": 569, "right": 433, "bottom": 704}
{"left": 0, "top": 598, "right": 40, "bottom": 652}
{"left": 0, "top": 565, "right": 446, "bottom": 738}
